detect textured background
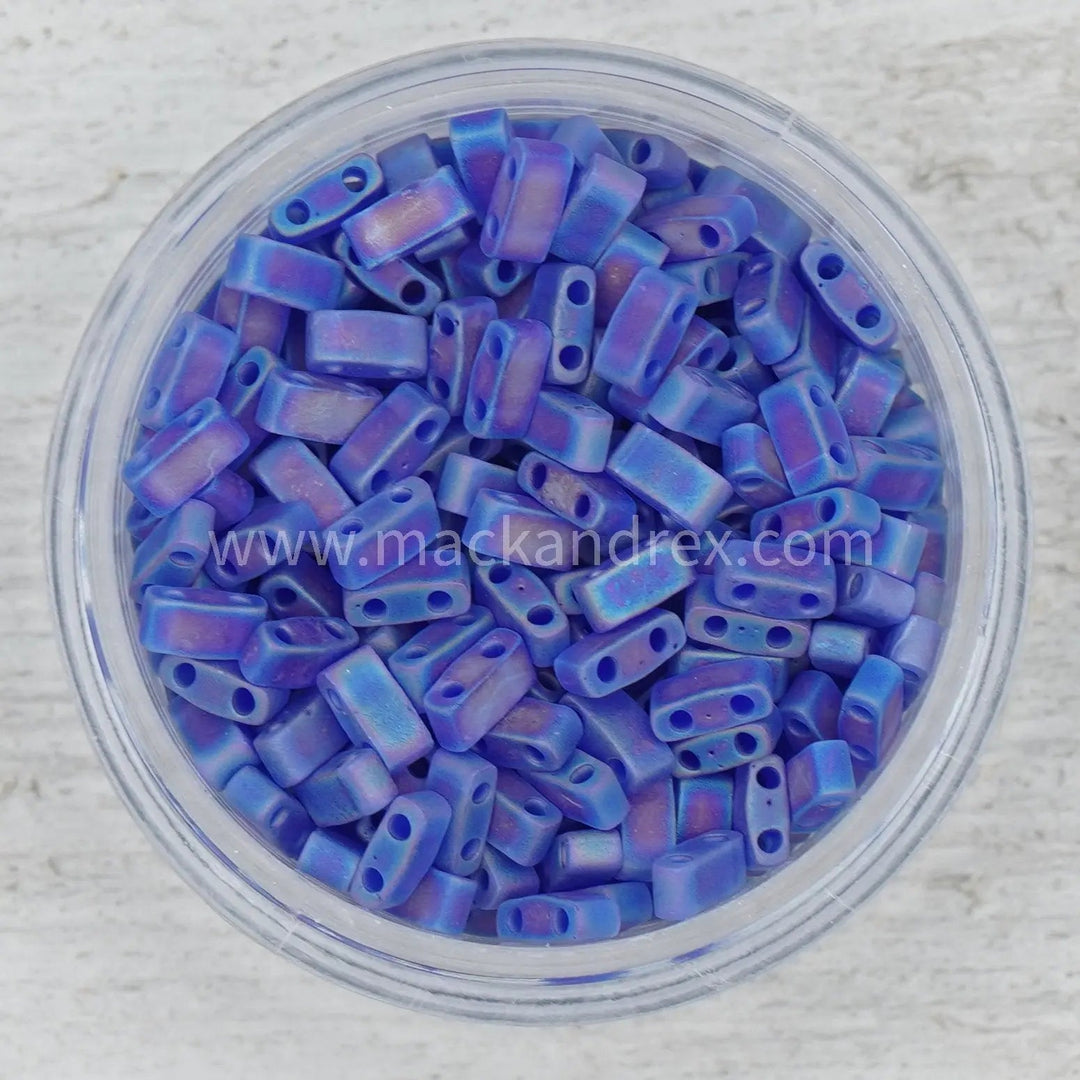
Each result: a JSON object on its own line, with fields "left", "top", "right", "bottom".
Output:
{"left": 2, "top": 0, "right": 1077, "bottom": 1076}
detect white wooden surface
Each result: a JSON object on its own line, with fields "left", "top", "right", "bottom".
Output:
{"left": 1, "top": 0, "right": 1077, "bottom": 1076}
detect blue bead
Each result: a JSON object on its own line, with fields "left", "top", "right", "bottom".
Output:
{"left": 523, "top": 390, "right": 613, "bottom": 473}
{"left": 880, "top": 401, "right": 939, "bottom": 449}
{"left": 496, "top": 889, "right": 620, "bottom": 943}
{"left": 426, "top": 748, "right": 498, "bottom": 876}
{"left": 883, "top": 614, "right": 942, "bottom": 703}
{"left": 377, "top": 133, "right": 443, "bottom": 190}
{"left": 475, "top": 696, "right": 583, "bottom": 772}
{"left": 223, "top": 234, "right": 344, "bottom": 311}
{"left": 268, "top": 155, "right": 383, "bottom": 242}
{"left": 317, "top": 644, "right": 434, "bottom": 773}
{"left": 697, "top": 166, "right": 811, "bottom": 260}
{"left": 650, "top": 657, "right": 776, "bottom": 740}
{"left": 306, "top": 309, "right": 428, "bottom": 381}
{"left": 593, "top": 223, "right": 669, "bottom": 323}
{"left": 351, "top": 791, "right": 452, "bottom": 908}
{"left": 550, "top": 154, "right": 646, "bottom": 265}
{"left": 834, "top": 563, "right": 915, "bottom": 627}
{"left": 769, "top": 296, "right": 840, "bottom": 391}
{"left": 522, "top": 749, "right": 630, "bottom": 829}
{"left": 671, "top": 708, "right": 782, "bottom": 778}
{"left": 126, "top": 498, "right": 160, "bottom": 544}
{"left": 204, "top": 498, "right": 318, "bottom": 588}
{"left": 455, "top": 242, "right": 534, "bottom": 298}
{"left": 551, "top": 115, "right": 620, "bottom": 166}
{"left": 637, "top": 194, "right": 756, "bottom": 261}
{"left": 714, "top": 537, "right": 837, "bottom": 620}
{"left": 296, "top": 828, "right": 365, "bottom": 892}
{"left": 606, "top": 423, "right": 732, "bottom": 532}
{"left": 593, "top": 268, "right": 695, "bottom": 396}
{"left": 435, "top": 453, "right": 518, "bottom": 518}
{"left": 586, "top": 881, "right": 653, "bottom": 929}
{"left": 487, "top": 770, "right": 562, "bottom": 866}
{"left": 239, "top": 617, "right": 358, "bottom": 690}
{"left": 390, "top": 867, "right": 478, "bottom": 935}
{"left": 838, "top": 654, "right": 905, "bottom": 768}
{"left": 833, "top": 344, "right": 905, "bottom": 435}
{"left": 538, "top": 828, "right": 623, "bottom": 891}
{"left": 250, "top": 687, "right": 350, "bottom": 786}
{"left": 798, "top": 238, "right": 898, "bottom": 352}
{"left": 329, "top": 382, "right": 450, "bottom": 502}
{"left": 130, "top": 498, "right": 215, "bottom": 600}
{"left": 733, "top": 754, "right": 791, "bottom": 871}
{"left": 517, "top": 452, "right": 637, "bottom": 539}
{"left": 212, "top": 285, "right": 290, "bottom": 355}
{"left": 912, "top": 571, "right": 946, "bottom": 620}
{"left": 123, "top": 398, "right": 249, "bottom": 517}
{"left": 720, "top": 423, "right": 793, "bottom": 509}
{"left": 257, "top": 553, "right": 342, "bottom": 620}
{"left": 778, "top": 669, "right": 842, "bottom": 751}
{"left": 786, "top": 740, "right": 856, "bottom": 832}
{"left": 160, "top": 655, "right": 288, "bottom": 725}
{"left": 668, "top": 645, "right": 790, "bottom": 699}
{"left": 168, "top": 697, "right": 257, "bottom": 789}
{"left": 414, "top": 421, "right": 503, "bottom": 488}
{"left": 849, "top": 437, "right": 944, "bottom": 511}
{"left": 808, "top": 619, "right": 875, "bottom": 679}
{"left": 667, "top": 255, "right": 747, "bottom": 307}
{"left": 911, "top": 504, "right": 947, "bottom": 576}
{"left": 607, "top": 129, "right": 689, "bottom": 190}
{"left": 675, "top": 774, "right": 734, "bottom": 840}
{"left": 473, "top": 845, "right": 540, "bottom": 908}
{"left": 345, "top": 253, "right": 445, "bottom": 316}
{"left": 481, "top": 138, "right": 575, "bottom": 263}
{"left": 647, "top": 365, "right": 757, "bottom": 444}
{"left": 428, "top": 296, "right": 499, "bottom": 416}
{"left": 524, "top": 263, "right": 596, "bottom": 385}
{"left": 553, "top": 608, "right": 686, "bottom": 698}
{"left": 471, "top": 560, "right": 569, "bottom": 667}
{"left": 464, "top": 318, "right": 550, "bottom": 439}
{"left": 255, "top": 366, "right": 380, "bottom": 445}
{"left": 617, "top": 779, "right": 676, "bottom": 881}
{"left": 222, "top": 765, "right": 313, "bottom": 857}
{"left": 423, "top": 628, "right": 534, "bottom": 752}
{"left": 449, "top": 108, "right": 512, "bottom": 216}
{"left": 733, "top": 252, "right": 806, "bottom": 364}
{"left": 684, "top": 579, "right": 810, "bottom": 658}
{"left": 672, "top": 316, "right": 732, "bottom": 370}
{"left": 342, "top": 549, "right": 472, "bottom": 627}
{"left": 140, "top": 585, "right": 267, "bottom": 660}
{"left": 294, "top": 746, "right": 397, "bottom": 826}
{"left": 194, "top": 469, "right": 254, "bottom": 531}
{"left": 249, "top": 437, "right": 354, "bottom": 529}
{"left": 750, "top": 487, "right": 882, "bottom": 557}
{"left": 462, "top": 488, "right": 579, "bottom": 569}
{"left": 652, "top": 830, "right": 747, "bottom": 921}
{"left": 712, "top": 335, "right": 776, "bottom": 395}
{"left": 562, "top": 689, "right": 674, "bottom": 794}
{"left": 547, "top": 566, "right": 594, "bottom": 615}
{"left": 358, "top": 623, "right": 418, "bottom": 661}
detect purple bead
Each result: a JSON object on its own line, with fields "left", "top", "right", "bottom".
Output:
{"left": 551, "top": 115, "right": 620, "bottom": 166}
{"left": 347, "top": 255, "right": 445, "bottom": 316}
{"left": 525, "top": 263, "right": 596, "bottom": 385}
{"left": 672, "top": 315, "right": 732, "bottom": 370}
{"left": 714, "top": 537, "right": 837, "bottom": 620}
{"left": 268, "top": 154, "right": 383, "bottom": 242}
{"left": 342, "top": 549, "right": 472, "bottom": 627}
{"left": 675, "top": 774, "right": 734, "bottom": 840}
{"left": 168, "top": 697, "right": 257, "bottom": 790}
{"left": 472, "top": 561, "right": 568, "bottom": 668}
{"left": 668, "top": 255, "right": 747, "bottom": 308}
{"left": 464, "top": 318, "right": 550, "bottom": 439}
{"left": 720, "top": 424, "right": 792, "bottom": 510}
{"left": 647, "top": 365, "right": 757, "bottom": 444}
{"left": 462, "top": 488, "right": 579, "bottom": 570}
{"left": 671, "top": 708, "right": 782, "bottom": 777}
{"left": 550, "top": 154, "right": 646, "bottom": 265}
{"left": 833, "top": 344, "right": 905, "bottom": 435}
{"left": 294, "top": 746, "right": 397, "bottom": 826}
{"left": 435, "top": 453, "right": 517, "bottom": 518}
{"left": 850, "top": 437, "right": 944, "bottom": 511}
{"left": 733, "top": 252, "right": 806, "bottom": 364}
{"left": 212, "top": 285, "right": 290, "bottom": 354}
{"left": 390, "top": 867, "right": 478, "bottom": 935}
{"left": 473, "top": 846, "right": 540, "bottom": 909}
{"left": 593, "top": 223, "right": 669, "bottom": 324}
{"left": 257, "top": 553, "right": 342, "bottom": 620}
{"left": 296, "top": 829, "right": 365, "bottom": 892}
{"left": 880, "top": 402, "right": 939, "bottom": 449}
{"left": 475, "top": 696, "right": 583, "bottom": 772}
{"left": 223, "top": 234, "right": 344, "bottom": 311}
{"left": 449, "top": 108, "right": 512, "bottom": 216}
{"left": 778, "top": 669, "right": 842, "bottom": 751}
{"left": 517, "top": 452, "right": 637, "bottom": 539}
{"left": 455, "top": 242, "right": 534, "bottom": 298}
{"left": 255, "top": 366, "right": 380, "bottom": 445}
{"left": 523, "top": 390, "right": 613, "bottom": 473}
{"left": 487, "top": 770, "right": 562, "bottom": 866}
{"left": 669, "top": 646, "right": 789, "bottom": 699}
{"left": 637, "top": 194, "right": 756, "bottom": 261}
{"left": 650, "top": 657, "right": 775, "bottom": 740}
{"left": 426, "top": 748, "right": 497, "bottom": 876}
{"left": 684, "top": 579, "right": 810, "bottom": 658}
{"left": 608, "top": 129, "right": 689, "bottom": 190}
{"left": 249, "top": 437, "right": 353, "bottom": 529}
{"left": 838, "top": 654, "right": 905, "bottom": 768}
{"left": 617, "top": 779, "right": 676, "bottom": 881}
{"left": 130, "top": 498, "right": 215, "bottom": 600}
{"left": 712, "top": 335, "right": 776, "bottom": 396}
{"left": 912, "top": 571, "right": 946, "bottom": 620}
{"left": 652, "top": 830, "right": 747, "bottom": 921}
{"left": 698, "top": 166, "right": 811, "bottom": 260}
{"left": 306, "top": 309, "right": 427, "bottom": 381}
{"left": 415, "top": 421, "right": 503, "bottom": 488}
{"left": 251, "top": 687, "right": 350, "bottom": 786}
{"left": 834, "top": 563, "right": 915, "bottom": 628}
{"left": 733, "top": 754, "right": 791, "bottom": 871}
{"left": 750, "top": 486, "right": 882, "bottom": 558}
{"left": 428, "top": 296, "right": 498, "bottom": 416}
{"left": 216, "top": 346, "right": 282, "bottom": 453}
{"left": 195, "top": 469, "right": 255, "bottom": 531}
{"left": 496, "top": 889, "right": 620, "bottom": 943}
{"left": 222, "top": 766, "right": 313, "bottom": 857}
{"left": 239, "top": 617, "right": 358, "bottom": 690}
{"left": 521, "top": 749, "right": 630, "bottom": 830}
{"left": 204, "top": 498, "right": 318, "bottom": 587}
{"left": 847, "top": 512, "right": 928, "bottom": 582}
{"left": 787, "top": 740, "right": 856, "bottom": 832}
{"left": 160, "top": 655, "right": 288, "bottom": 725}
{"left": 538, "top": 828, "right": 623, "bottom": 891}
{"left": 883, "top": 614, "right": 942, "bottom": 702}
{"left": 770, "top": 297, "right": 841, "bottom": 391}
{"left": 140, "top": 585, "right": 266, "bottom": 660}
{"left": 808, "top": 619, "right": 875, "bottom": 679}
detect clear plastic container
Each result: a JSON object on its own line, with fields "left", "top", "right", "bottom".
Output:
{"left": 45, "top": 40, "right": 1029, "bottom": 1021}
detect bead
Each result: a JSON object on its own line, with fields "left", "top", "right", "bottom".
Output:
{"left": 778, "top": 669, "right": 842, "bottom": 751}
{"left": 159, "top": 655, "right": 289, "bottom": 725}
{"left": 168, "top": 697, "right": 257, "bottom": 790}
{"left": 239, "top": 617, "right": 358, "bottom": 690}
{"left": 415, "top": 421, "right": 503, "bottom": 488}
{"left": 712, "top": 335, "right": 776, "bottom": 395}
{"left": 720, "top": 423, "right": 793, "bottom": 509}
{"left": 883, "top": 614, "right": 942, "bottom": 702}
{"left": 130, "top": 498, "right": 215, "bottom": 600}
{"left": 294, "top": 746, "right": 397, "bottom": 826}
{"left": 668, "top": 645, "right": 789, "bottom": 698}
{"left": 808, "top": 619, "right": 875, "bottom": 679}
{"left": 306, "top": 309, "right": 427, "bottom": 381}
{"left": 140, "top": 585, "right": 267, "bottom": 660}
{"left": 221, "top": 766, "right": 313, "bottom": 857}
{"left": 675, "top": 774, "right": 734, "bottom": 840}
{"left": 798, "top": 238, "right": 898, "bottom": 352}
{"left": 346, "top": 254, "right": 445, "bottom": 316}
{"left": 449, "top": 108, "right": 512, "bottom": 216}
{"left": 296, "top": 828, "right": 365, "bottom": 892}
{"left": 833, "top": 344, "right": 905, "bottom": 435}
{"left": 138, "top": 313, "right": 237, "bottom": 429}
{"left": 342, "top": 550, "right": 471, "bottom": 627}
{"left": 553, "top": 609, "right": 686, "bottom": 698}
{"left": 649, "top": 657, "right": 775, "bottom": 740}
{"left": 317, "top": 645, "right": 434, "bottom": 772}
{"left": 471, "top": 560, "right": 569, "bottom": 668}
{"left": 269, "top": 154, "right": 383, "bottom": 242}
{"left": 607, "top": 424, "right": 732, "bottom": 533}
{"left": 250, "top": 687, "right": 350, "bottom": 786}
{"left": 255, "top": 366, "right": 381, "bottom": 445}
{"left": 698, "top": 166, "right": 811, "bottom": 260}
{"left": 390, "top": 867, "right": 478, "bottom": 935}
{"left": 647, "top": 365, "right": 757, "bottom": 443}
{"left": 426, "top": 749, "right": 498, "bottom": 876}
{"left": 249, "top": 437, "right": 354, "bottom": 529}
{"left": 617, "top": 779, "right": 675, "bottom": 881}
{"left": 217, "top": 346, "right": 282, "bottom": 453}
{"left": 593, "top": 222, "right": 669, "bottom": 324}
{"left": 671, "top": 707, "right": 782, "bottom": 778}
{"left": 462, "top": 488, "right": 579, "bottom": 570}
{"left": 342, "top": 166, "right": 475, "bottom": 269}
{"left": 424, "top": 629, "right": 534, "bottom": 751}
{"left": 257, "top": 553, "right": 342, "bottom": 620}
{"left": 436, "top": 453, "right": 518, "bottom": 518}
{"left": 769, "top": 294, "right": 840, "bottom": 392}
{"left": 590, "top": 880, "right": 653, "bottom": 928}
{"left": 671, "top": 316, "right": 732, "bottom": 371}
{"left": 563, "top": 689, "right": 674, "bottom": 795}
{"left": 551, "top": 115, "right": 620, "bottom": 165}
{"left": 847, "top": 512, "right": 928, "bottom": 582}
{"left": 475, "top": 696, "right": 583, "bottom": 772}
{"left": 428, "top": 296, "right": 498, "bottom": 416}
{"left": 667, "top": 255, "right": 747, "bottom": 308}
{"left": 732, "top": 754, "right": 790, "bottom": 871}
{"left": 464, "top": 318, "right": 550, "bottom": 439}
{"left": 521, "top": 749, "right": 629, "bottom": 830}
{"left": 550, "top": 154, "right": 646, "bottom": 265}
{"left": 223, "top": 234, "right": 344, "bottom": 311}
{"left": 523, "top": 390, "right": 613, "bottom": 473}
{"left": 593, "top": 268, "right": 695, "bottom": 396}
{"left": 684, "top": 579, "right": 810, "bottom": 658}
{"left": 487, "top": 770, "right": 562, "bottom": 866}
{"left": 911, "top": 504, "right": 948, "bottom": 576}
{"left": 481, "top": 138, "right": 575, "bottom": 263}
{"left": 880, "top": 402, "right": 939, "bottom": 449}
{"left": 838, "top": 654, "right": 905, "bottom": 768}
{"left": 473, "top": 845, "right": 540, "bottom": 908}
{"left": 387, "top": 606, "right": 496, "bottom": 710}
{"left": 329, "top": 382, "right": 450, "bottom": 502}
{"left": 652, "top": 831, "right": 747, "bottom": 921}
{"left": 524, "top": 262, "right": 596, "bottom": 385}
{"left": 849, "top": 437, "right": 944, "bottom": 511}
{"left": 912, "top": 571, "right": 946, "bottom": 620}
{"left": 637, "top": 194, "right": 756, "bottom": 261}
{"left": 359, "top": 622, "right": 418, "bottom": 661}
{"left": 833, "top": 563, "right": 915, "bottom": 628}
{"left": 539, "top": 828, "right": 623, "bottom": 891}
{"left": 204, "top": 499, "right": 318, "bottom": 588}
{"left": 212, "top": 285, "right": 290, "bottom": 354}
{"left": 750, "top": 487, "right": 882, "bottom": 557}
{"left": 351, "top": 791, "right": 452, "bottom": 908}
{"left": 517, "top": 452, "right": 637, "bottom": 539}
{"left": 455, "top": 242, "right": 534, "bottom": 298}
{"left": 496, "top": 889, "right": 620, "bottom": 943}
{"left": 123, "top": 398, "right": 249, "bottom": 517}
{"left": 607, "top": 129, "right": 689, "bottom": 189}
{"left": 786, "top": 740, "right": 856, "bottom": 832}
{"left": 733, "top": 253, "right": 806, "bottom": 364}
{"left": 714, "top": 537, "right": 837, "bottom": 620}
{"left": 193, "top": 470, "right": 255, "bottom": 532}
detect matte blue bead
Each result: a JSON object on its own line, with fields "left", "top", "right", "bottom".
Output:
{"left": 675, "top": 774, "right": 734, "bottom": 840}
{"left": 637, "top": 194, "right": 756, "bottom": 261}
{"left": 294, "top": 745, "right": 397, "bottom": 826}
{"left": 733, "top": 754, "right": 791, "bottom": 871}
{"left": 268, "top": 155, "right": 383, "bottom": 242}
{"left": 547, "top": 566, "right": 594, "bottom": 615}
{"left": 258, "top": 553, "right": 342, "bottom": 620}
{"left": 786, "top": 740, "right": 856, "bottom": 832}
{"left": 530, "top": 667, "right": 568, "bottom": 703}
{"left": 346, "top": 254, "right": 445, "bottom": 316}
{"left": 562, "top": 690, "right": 674, "bottom": 795}
{"left": 255, "top": 366, "right": 381, "bottom": 444}
{"left": 168, "top": 696, "right": 257, "bottom": 789}
{"left": 251, "top": 687, "right": 350, "bottom": 786}
{"left": 462, "top": 488, "right": 578, "bottom": 570}
{"left": 212, "top": 285, "right": 290, "bottom": 355}
{"left": 838, "top": 654, "right": 905, "bottom": 768}
{"left": 125, "top": 498, "right": 160, "bottom": 543}
{"left": 550, "top": 154, "right": 646, "bottom": 265}
{"left": 414, "top": 421, "right": 503, "bottom": 488}
{"left": 652, "top": 830, "right": 747, "bottom": 921}
{"left": 551, "top": 115, "right": 620, "bottom": 166}
{"left": 647, "top": 365, "right": 757, "bottom": 444}
{"left": 139, "top": 313, "right": 237, "bottom": 429}
{"left": 671, "top": 708, "right": 782, "bottom": 778}
{"left": 650, "top": 657, "right": 775, "bottom": 740}
{"left": 426, "top": 748, "right": 497, "bottom": 876}
{"left": 239, "top": 617, "right": 358, "bottom": 690}
{"left": 911, "top": 504, "right": 948, "bottom": 577}
{"left": 296, "top": 828, "right": 365, "bottom": 892}
{"left": 684, "top": 579, "right": 810, "bottom": 658}
{"left": 223, "top": 234, "right": 344, "bottom": 311}
{"left": 449, "top": 108, "right": 512, "bottom": 216}
{"left": 672, "top": 315, "right": 732, "bottom": 370}
{"left": 750, "top": 487, "right": 882, "bottom": 557}
{"left": 712, "top": 335, "right": 776, "bottom": 395}
{"left": 159, "top": 655, "right": 289, "bottom": 725}
{"left": 833, "top": 344, "right": 905, "bottom": 435}
{"left": 593, "top": 222, "right": 669, "bottom": 324}
{"left": 524, "top": 262, "right": 596, "bottom": 385}
{"left": 351, "top": 791, "right": 452, "bottom": 908}
{"left": 123, "top": 398, "right": 249, "bottom": 517}
{"left": 495, "top": 276, "right": 535, "bottom": 319}
{"left": 217, "top": 347, "right": 287, "bottom": 448}
{"left": 390, "top": 866, "right": 478, "bottom": 934}
{"left": 521, "top": 749, "right": 629, "bottom": 829}
{"left": 517, "top": 452, "right": 637, "bottom": 539}
{"left": 130, "top": 499, "right": 215, "bottom": 600}
{"left": 306, "top": 309, "right": 428, "bottom": 381}
{"left": 778, "top": 669, "right": 842, "bottom": 751}
{"left": 455, "top": 242, "right": 534, "bottom": 298}
{"left": 523, "top": 390, "right": 613, "bottom": 473}
{"left": 587, "top": 880, "right": 653, "bottom": 929}
{"left": 342, "top": 549, "right": 471, "bottom": 627}
{"left": 471, "top": 560, "right": 569, "bottom": 667}
{"left": 733, "top": 253, "right": 806, "bottom": 364}
{"left": 834, "top": 563, "right": 915, "bottom": 627}
{"left": 637, "top": 178, "right": 696, "bottom": 213}
{"left": 481, "top": 138, "right": 575, "bottom": 263}
{"left": 496, "top": 889, "right": 620, "bottom": 943}
{"left": 474, "top": 696, "right": 583, "bottom": 772}
{"left": 697, "top": 166, "right": 811, "bottom": 259}
{"left": 808, "top": 619, "right": 875, "bottom": 679}
{"left": 574, "top": 534, "right": 695, "bottom": 632}
{"left": 883, "top": 614, "right": 942, "bottom": 703}
{"left": 222, "top": 765, "right": 313, "bottom": 857}
{"left": 607, "top": 423, "right": 732, "bottom": 532}
{"left": 342, "top": 166, "right": 475, "bottom": 269}
{"left": 593, "top": 268, "right": 695, "bottom": 396}
{"left": 377, "top": 133, "right": 444, "bottom": 190}
{"left": 424, "top": 628, "right": 534, "bottom": 752}
{"left": 667, "top": 255, "right": 746, "bottom": 307}
{"left": 912, "top": 571, "right": 946, "bottom": 620}
{"left": 428, "top": 296, "right": 498, "bottom": 416}
{"left": 769, "top": 295, "right": 840, "bottom": 391}
{"left": 714, "top": 537, "right": 837, "bottom": 620}
{"left": 850, "top": 437, "right": 944, "bottom": 511}
{"left": 512, "top": 118, "right": 558, "bottom": 140}
{"left": 798, "top": 238, "right": 898, "bottom": 352}
{"left": 668, "top": 645, "right": 790, "bottom": 699}
{"left": 473, "top": 845, "right": 540, "bottom": 908}
{"left": 487, "top": 770, "right": 562, "bottom": 865}
{"left": 607, "top": 129, "right": 689, "bottom": 189}
{"left": 553, "top": 609, "right": 686, "bottom": 698}
{"left": 464, "top": 318, "right": 550, "bottom": 439}
{"left": 538, "top": 828, "right": 623, "bottom": 891}
{"left": 329, "top": 382, "right": 450, "bottom": 502}
{"left": 435, "top": 453, "right": 518, "bottom": 518}
{"left": 204, "top": 498, "right": 318, "bottom": 587}
{"left": 140, "top": 585, "right": 267, "bottom": 660}
{"left": 358, "top": 622, "right": 419, "bottom": 661}
{"left": 317, "top": 644, "right": 434, "bottom": 772}
{"left": 617, "top": 779, "right": 675, "bottom": 881}
{"left": 720, "top": 423, "right": 793, "bottom": 509}
{"left": 249, "top": 437, "right": 354, "bottom": 529}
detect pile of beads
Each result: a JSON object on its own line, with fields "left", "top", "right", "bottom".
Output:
{"left": 123, "top": 109, "right": 947, "bottom": 943}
